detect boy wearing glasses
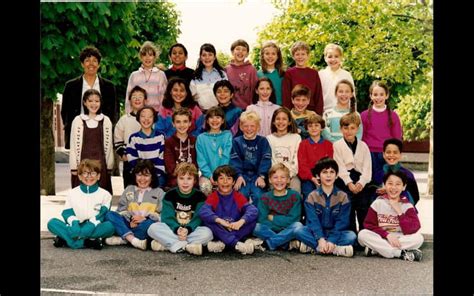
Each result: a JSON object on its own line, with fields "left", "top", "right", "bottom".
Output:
{"left": 47, "top": 159, "right": 115, "bottom": 250}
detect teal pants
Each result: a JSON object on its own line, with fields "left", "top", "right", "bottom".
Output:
{"left": 47, "top": 218, "right": 115, "bottom": 249}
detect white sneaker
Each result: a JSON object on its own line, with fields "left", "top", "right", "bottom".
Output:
{"left": 333, "top": 245, "right": 353, "bottom": 257}
{"left": 185, "top": 243, "right": 203, "bottom": 256}
{"left": 235, "top": 241, "right": 254, "bottom": 255}
{"left": 207, "top": 241, "right": 226, "bottom": 253}
{"left": 131, "top": 238, "right": 147, "bottom": 251}
{"left": 151, "top": 240, "right": 166, "bottom": 252}
{"left": 245, "top": 238, "right": 265, "bottom": 251}
{"left": 288, "top": 240, "right": 301, "bottom": 251}
{"left": 299, "top": 242, "right": 314, "bottom": 254}
{"left": 105, "top": 236, "right": 127, "bottom": 246}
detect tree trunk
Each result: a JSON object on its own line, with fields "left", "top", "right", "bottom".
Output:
{"left": 40, "top": 98, "right": 55, "bottom": 195}
{"left": 427, "top": 86, "right": 433, "bottom": 196}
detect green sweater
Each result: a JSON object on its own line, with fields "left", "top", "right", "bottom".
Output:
{"left": 161, "top": 188, "right": 206, "bottom": 233}
{"left": 258, "top": 188, "right": 302, "bottom": 232}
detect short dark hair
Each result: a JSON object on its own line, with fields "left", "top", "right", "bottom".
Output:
{"left": 79, "top": 46, "right": 101, "bottom": 63}
{"left": 168, "top": 43, "right": 188, "bottom": 57}
{"left": 312, "top": 157, "right": 339, "bottom": 177}
{"left": 291, "top": 84, "right": 311, "bottom": 99}
{"left": 230, "top": 39, "right": 250, "bottom": 52}
{"left": 132, "top": 159, "right": 158, "bottom": 188}
{"left": 213, "top": 79, "right": 235, "bottom": 95}
{"left": 136, "top": 106, "right": 157, "bottom": 123}
{"left": 213, "top": 165, "right": 237, "bottom": 182}
{"left": 128, "top": 85, "right": 147, "bottom": 101}
{"left": 383, "top": 138, "right": 403, "bottom": 152}
{"left": 383, "top": 169, "right": 407, "bottom": 186}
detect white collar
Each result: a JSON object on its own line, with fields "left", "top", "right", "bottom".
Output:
{"left": 372, "top": 105, "right": 387, "bottom": 112}
{"left": 80, "top": 113, "right": 104, "bottom": 121}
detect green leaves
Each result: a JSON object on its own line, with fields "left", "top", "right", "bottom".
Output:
{"left": 41, "top": 2, "right": 180, "bottom": 105}
{"left": 254, "top": 0, "right": 433, "bottom": 115}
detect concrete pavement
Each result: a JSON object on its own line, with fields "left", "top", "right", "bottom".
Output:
{"left": 40, "top": 162, "right": 433, "bottom": 294}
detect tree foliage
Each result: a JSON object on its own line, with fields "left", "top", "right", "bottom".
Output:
{"left": 41, "top": 2, "right": 180, "bottom": 103}
{"left": 254, "top": 0, "right": 433, "bottom": 140}
{"left": 131, "top": 1, "right": 181, "bottom": 68}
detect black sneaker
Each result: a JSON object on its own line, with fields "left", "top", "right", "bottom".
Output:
{"left": 401, "top": 249, "right": 423, "bottom": 262}
{"left": 84, "top": 238, "right": 103, "bottom": 250}
{"left": 53, "top": 236, "right": 66, "bottom": 248}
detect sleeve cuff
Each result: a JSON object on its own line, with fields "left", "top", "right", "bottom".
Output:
{"left": 89, "top": 217, "right": 100, "bottom": 226}
{"left": 67, "top": 216, "right": 79, "bottom": 225}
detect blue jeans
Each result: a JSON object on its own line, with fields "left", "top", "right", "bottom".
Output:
{"left": 301, "top": 180, "right": 317, "bottom": 201}
{"left": 370, "top": 152, "right": 385, "bottom": 180}
{"left": 105, "top": 211, "right": 154, "bottom": 240}
{"left": 239, "top": 174, "right": 265, "bottom": 208}
{"left": 147, "top": 222, "right": 213, "bottom": 253}
{"left": 253, "top": 222, "right": 304, "bottom": 251}
{"left": 294, "top": 226, "right": 356, "bottom": 250}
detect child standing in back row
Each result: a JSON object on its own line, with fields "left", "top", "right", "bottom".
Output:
{"left": 319, "top": 43, "right": 356, "bottom": 113}
{"left": 125, "top": 41, "right": 167, "bottom": 113}
{"left": 282, "top": 41, "right": 324, "bottom": 115}
{"left": 257, "top": 41, "right": 285, "bottom": 105}
{"left": 165, "top": 43, "right": 195, "bottom": 85}
{"left": 190, "top": 43, "right": 228, "bottom": 112}
{"left": 225, "top": 39, "right": 259, "bottom": 110}
{"left": 361, "top": 81, "right": 402, "bottom": 179}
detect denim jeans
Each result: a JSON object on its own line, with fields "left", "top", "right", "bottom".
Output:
{"left": 147, "top": 222, "right": 213, "bottom": 253}
{"left": 370, "top": 152, "right": 385, "bottom": 180}
{"left": 105, "top": 211, "right": 154, "bottom": 240}
{"left": 253, "top": 222, "right": 304, "bottom": 250}
{"left": 301, "top": 180, "right": 317, "bottom": 201}
{"left": 239, "top": 174, "right": 265, "bottom": 208}
{"left": 294, "top": 226, "right": 356, "bottom": 250}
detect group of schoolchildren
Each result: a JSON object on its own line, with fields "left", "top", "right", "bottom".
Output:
{"left": 48, "top": 39, "right": 424, "bottom": 262}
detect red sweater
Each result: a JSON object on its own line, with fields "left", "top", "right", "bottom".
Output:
{"left": 297, "top": 138, "right": 334, "bottom": 180}
{"left": 164, "top": 134, "right": 197, "bottom": 187}
{"left": 282, "top": 67, "right": 324, "bottom": 115}
{"left": 363, "top": 195, "right": 421, "bottom": 238}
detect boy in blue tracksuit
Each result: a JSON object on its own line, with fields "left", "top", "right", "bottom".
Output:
{"left": 199, "top": 165, "right": 258, "bottom": 255}
{"left": 294, "top": 157, "right": 356, "bottom": 257}
{"left": 230, "top": 110, "right": 272, "bottom": 207}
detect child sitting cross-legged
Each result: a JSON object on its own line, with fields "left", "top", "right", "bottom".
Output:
{"left": 199, "top": 165, "right": 258, "bottom": 255}
{"left": 104, "top": 159, "right": 165, "bottom": 250}
{"left": 358, "top": 170, "right": 424, "bottom": 262}
{"left": 252, "top": 163, "right": 303, "bottom": 251}
{"left": 294, "top": 157, "right": 356, "bottom": 257}
{"left": 147, "top": 162, "right": 213, "bottom": 255}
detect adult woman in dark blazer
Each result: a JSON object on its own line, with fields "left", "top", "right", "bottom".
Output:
{"left": 61, "top": 46, "right": 118, "bottom": 149}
